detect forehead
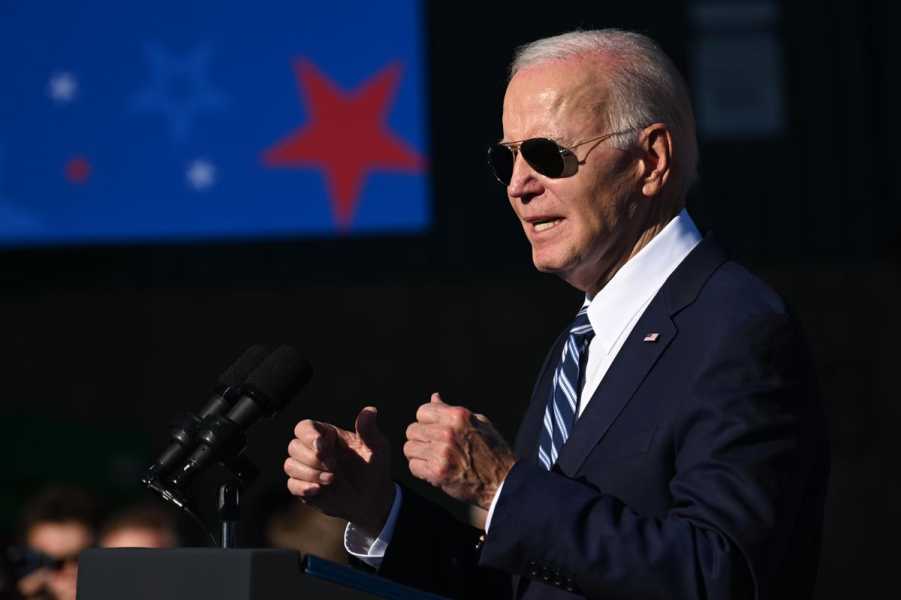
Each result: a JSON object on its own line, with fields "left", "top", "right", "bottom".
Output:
{"left": 28, "top": 521, "right": 93, "bottom": 557}
{"left": 502, "top": 58, "right": 609, "bottom": 141}
{"left": 101, "top": 526, "right": 172, "bottom": 548}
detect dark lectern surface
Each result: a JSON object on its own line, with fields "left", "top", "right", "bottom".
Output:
{"left": 77, "top": 548, "right": 444, "bottom": 600}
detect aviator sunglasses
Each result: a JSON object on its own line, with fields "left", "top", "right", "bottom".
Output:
{"left": 487, "top": 129, "right": 635, "bottom": 186}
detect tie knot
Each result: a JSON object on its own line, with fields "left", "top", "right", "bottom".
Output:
{"left": 569, "top": 307, "right": 594, "bottom": 342}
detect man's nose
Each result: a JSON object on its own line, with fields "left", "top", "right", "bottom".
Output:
{"left": 507, "top": 153, "right": 543, "bottom": 201}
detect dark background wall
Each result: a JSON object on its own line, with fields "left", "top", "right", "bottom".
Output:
{"left": 1, "top": 1, "right": 898, "bottom": 597}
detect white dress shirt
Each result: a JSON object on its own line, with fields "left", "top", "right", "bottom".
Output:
{"left": 346, "top": 210, "right": 703, "bottom": 568}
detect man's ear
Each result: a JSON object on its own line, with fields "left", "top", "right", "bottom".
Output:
{"left": 636, "top": 123, "right": 673, "bottom": 198}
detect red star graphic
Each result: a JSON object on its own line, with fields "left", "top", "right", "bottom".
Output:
{"left": 65, "top": 155, "right": 92, "bottom": 184}
{"left": 262, "top": 60, "right": 425, "bottom": 229}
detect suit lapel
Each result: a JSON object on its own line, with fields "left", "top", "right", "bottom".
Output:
{"left": 514, "top": 236, "right": 728, "bottom": 476}
{"left": 514, "top": 330, "right": 566, "bottom": 461}
{"left": 556, "top": 304, "right": 675, "bottom": 475}
{"left": 555, "top": 235, "right": 728, "bottom": 476}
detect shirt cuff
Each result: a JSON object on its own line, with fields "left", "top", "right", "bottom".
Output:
{"left": 484, "top": 479, "right": 506, "bottom": 532}
{"left": 343, "top": 483, "right": 402, "bottom": 569}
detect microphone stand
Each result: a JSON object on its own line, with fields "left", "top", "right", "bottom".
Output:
{"left": 142, "top": 449, "right": 259, "bottom": 548}
{"left": 217, "top": 447, "right": 258, "bottom": 548}
{"left": 141, "top": 476, "right": 217, "bottom": 546}
{"left": 218, "top": 483, "right": 240, "bottom": 549}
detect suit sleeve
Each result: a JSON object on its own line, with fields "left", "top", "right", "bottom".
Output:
{"left": 378, "top": 484, "right": 511, "bottom": 599}
{"left": 478, "top": 312, "right": 825, "bottom": 600}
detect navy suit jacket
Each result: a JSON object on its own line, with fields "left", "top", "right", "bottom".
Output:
{"left": 380, "top": 237, "right": 829, "bottom": 600}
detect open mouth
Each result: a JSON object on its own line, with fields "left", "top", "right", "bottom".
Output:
{"left": 533, "top": 218, "right": 563, "bottom": 232}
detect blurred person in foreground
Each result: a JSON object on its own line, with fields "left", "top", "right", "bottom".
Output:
{"left": 16, "top": 486, "right": 96, "bottom": 600}
{"left": 98, "top": 503, "right": 179, "bottom": 549}
{"left": 284, "top": 29, "right": 829, "bottom": 599}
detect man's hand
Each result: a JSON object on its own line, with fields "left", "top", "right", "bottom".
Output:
{"left": 404, "top": 393, "right": 516, "bottom": 510}
{"left": 17, "top": 567, "right": 51, "bottom": 599}
{"left": 285, "top": 406, "right": 394, "bottom": 538}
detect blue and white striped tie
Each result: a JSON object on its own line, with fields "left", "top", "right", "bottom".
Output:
{"left": 538, "top": 305, "right": 595, "bottom": 470}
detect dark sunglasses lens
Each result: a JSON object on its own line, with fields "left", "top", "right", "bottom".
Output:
{"left": 521, "top": 138, "right": 564, "bottom": 178}
{"left": 488, "top": 144, "right": 514, "bottom": 185}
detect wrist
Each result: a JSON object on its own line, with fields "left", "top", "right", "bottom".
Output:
{"left": 479, "top": 456, "right": 515, "bottom": 509}
{"left": 357, "top": 481, "right": 396, "bottom": 538}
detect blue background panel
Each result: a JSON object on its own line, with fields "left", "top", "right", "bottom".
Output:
{"left": 0, "top": 0, "right": 430, "bottom": 245}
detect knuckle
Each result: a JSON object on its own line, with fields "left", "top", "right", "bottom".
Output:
{"left": 439, "top": 428, "right": 454, "bottom": 444}
{"left": 294, "top": 419, "right": 312, "bottom": 437}
{"left": 287, "top": 438, "right": 302, "bottom": 456}
{"left": 450, "top": 407, "right": 469, "bottom": 428}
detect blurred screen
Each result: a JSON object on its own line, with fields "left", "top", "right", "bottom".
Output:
{"left": 0, "top": 0, "right": 430, "bottom": 246}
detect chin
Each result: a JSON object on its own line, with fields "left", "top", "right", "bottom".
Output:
{"left": 530, "top": 249, "right": 571, "bottom": 275}
{"left": 532, "top": 262, "right": 558, "bottom": 274}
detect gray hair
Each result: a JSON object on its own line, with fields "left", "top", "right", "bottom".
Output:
{"left": 511, "top": 29, "right": 699, "bottom": 196}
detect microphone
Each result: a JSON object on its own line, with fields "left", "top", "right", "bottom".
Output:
{"left": 143, "top": 345, "right": 272, "bottom": 481}
{"left": 168, "top": 345, "right": 313, "bottom": 489}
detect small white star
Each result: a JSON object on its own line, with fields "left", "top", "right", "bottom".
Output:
{"left": 48, "top": 71, "right": 78, "bottom": 103}
{"left": 186, "top": 159, "right": 216, "bottom": 190}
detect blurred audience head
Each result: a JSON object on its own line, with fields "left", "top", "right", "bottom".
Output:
{"left": 98, "top": 503, "right": 179, "bottom": 549}
{"left": 16, "top": 485, "right": 97, "bottom": 600}
{"left": 263, "top": 492, "right": 347, "bottom": 564}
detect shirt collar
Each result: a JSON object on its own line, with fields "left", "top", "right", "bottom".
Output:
{"left": 584, "top": 209, "right": 702, "bottom": 355}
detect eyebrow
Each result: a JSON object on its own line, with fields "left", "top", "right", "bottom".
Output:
{"left": 498, "top": 135, "right": 569, "bottom": 147}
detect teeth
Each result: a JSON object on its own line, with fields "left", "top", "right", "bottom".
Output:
{"left": 534, "top": 219, "right": 561, "bottom": 232}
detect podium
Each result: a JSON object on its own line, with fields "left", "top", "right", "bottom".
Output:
{"left": 77, "top": 548, "right": 448, "bottom": 600}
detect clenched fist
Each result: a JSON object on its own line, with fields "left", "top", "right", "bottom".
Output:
{"left": 404, "top": 393, "right": 516, "bottom": 509}
{"left": 285, "top": 406, "right": 395, "bottom": 537}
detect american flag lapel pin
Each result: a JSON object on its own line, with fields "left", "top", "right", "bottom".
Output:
{"left": 643, "top": 332, "right": 660, "bottom": 342}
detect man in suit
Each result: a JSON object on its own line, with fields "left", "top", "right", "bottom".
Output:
{"left": 284, "top": 29, "right": 829, "bottom": 599}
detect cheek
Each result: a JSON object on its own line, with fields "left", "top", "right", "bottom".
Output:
{"left": 507, "top": 196, "right": 526, "bottom": 226}
{"left": 566, "top": 198, "right": 606, "bottom": 242}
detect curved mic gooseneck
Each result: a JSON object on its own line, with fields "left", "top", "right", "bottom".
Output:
{"left": 142, "top": 345, "right": 313, "bottom": 546}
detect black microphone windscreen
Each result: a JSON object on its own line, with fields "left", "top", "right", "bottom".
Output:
{"left": 244, "top": 345, "right": 313, "bottom": 414}
{"left": 217, "top": 345, "right": 273, "bottom": 387}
